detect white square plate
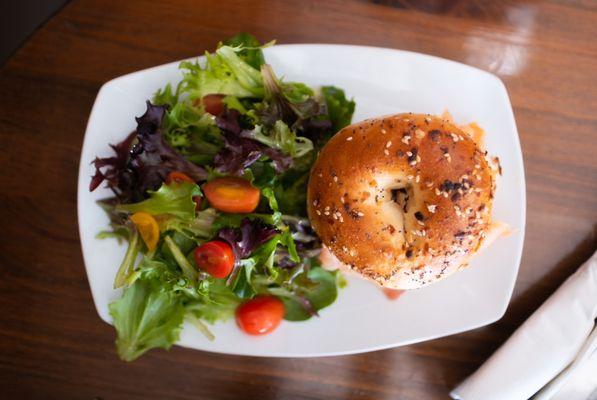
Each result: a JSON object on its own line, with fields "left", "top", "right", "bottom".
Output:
{"left": 78, "top": 44, "right": 525, "bottom": 357}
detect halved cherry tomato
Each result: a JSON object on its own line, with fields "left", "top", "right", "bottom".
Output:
{"left": 166, "top": 171, "right": 202, "bottom": 209}
{"left": 130, "top": 212, "right": 160, "bottom": 251}
{"left": 193, "top": 241, "right": 235, "bottom": 278}
{"left": 236, "top": 296, "right": 285, "bottom": 335}
{"left": 193, "top": 94, "right": 224, "bottom": 116}
{"left": 166, "top": 171, "right": 195, "bottom": 184}
{"left": 203, "top": 177, "right": 260, "bottom": 213}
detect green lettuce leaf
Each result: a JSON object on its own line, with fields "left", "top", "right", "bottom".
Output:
{"left": 109, "top": 280, "right": 185, "bottom": 361}
{"left": 271, "top": 267, "right": 340, "bottom": 321}
{"left": 222, "top": 33, "right": 266, "bottom": 70}
{"left": 250, "top": 121, "right": 313, "bottom": 157}
{"left": 273, "top": 152, "right": 315, "bottom": 216}
{"left": 257, "top": 64, "right": 321, "bottom": 126}
{"left": 158, "top": 208, "right": 217, "bottom": 239}
{"left": 161, "top": 102, "right": 222, "bottom": 164}
{"left": 113, "top": 230, "right": 140, "bottom": 288}
{"left": 321, "top": 86, "right": 356, "bottom": 132}
{"left": 180, "top": 45, "right": 264, "bottom": 100}
{"left": 164, "top": 235, "right": 198, "bottom": 281}
{"left": 116, "top": 182, "right": 201, "bottom": 220}
{"left": 186, "top": 278, "right": 240, "bottom": 323}
{"left": 229, "top": 259, "right": 257, "bottom": 299}
{"left": 153, "top": 83, "right": 180, "bottom": 108}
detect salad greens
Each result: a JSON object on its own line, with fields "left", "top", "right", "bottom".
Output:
{"left": 90, "top": 33, "right": 355, "bottom": 361}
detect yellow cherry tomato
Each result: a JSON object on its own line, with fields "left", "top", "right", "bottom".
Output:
{"left": 130, "top": 212, "right": 159, "bottom": 251}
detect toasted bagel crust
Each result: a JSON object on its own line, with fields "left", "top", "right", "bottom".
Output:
{"left": 307, "top": 114, "right": 496, "bottom": 289}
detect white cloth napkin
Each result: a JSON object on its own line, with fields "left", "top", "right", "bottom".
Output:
{"left": 451, "top": 250, "right": 597, "bottom": 400}
{"left": 547, "top": 343, "right": 597, "bottom": 400}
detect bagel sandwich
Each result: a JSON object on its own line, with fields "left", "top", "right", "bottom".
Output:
{"left": 307, "top": 113, "right": 503, "bottom": 290}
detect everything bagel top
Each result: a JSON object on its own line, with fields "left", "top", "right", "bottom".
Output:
{"left": 307, "top": 113, "right": 497, "bottom": 289}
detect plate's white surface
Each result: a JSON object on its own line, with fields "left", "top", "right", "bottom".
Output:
{"left": 78, "top": 44, "right": 525, "bottom": 357}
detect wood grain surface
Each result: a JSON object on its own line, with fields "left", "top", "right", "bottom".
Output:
{"left": 1, "top": 0, "right": 596, "bottom": 399}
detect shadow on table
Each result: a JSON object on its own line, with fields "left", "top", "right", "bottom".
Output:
{"left": 506, "top": 224, "right": 596, "bottom": 329}
{"left": 437, "top": 225, "right": 596, "bottom": 390}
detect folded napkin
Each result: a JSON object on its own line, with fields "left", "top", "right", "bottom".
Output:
{"left": 451, "top": 250, "right": 597, "bottom": 400}
{"left": 544, "top": 336, "right": 597, "bottom": 400}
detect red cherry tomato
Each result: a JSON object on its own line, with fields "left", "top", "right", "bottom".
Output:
{"left": 166, "top": 171, "right": 195, "bottom": 184}
{"left": 236, "top": 296, "right": 285, "bottom": 335}
{"left": 193, "top": 241, "right": 235, "bottom": 279}
{"left": 202, "top": 94, "right": 225, "bottom": 116}
{"left": 203, "top": 177, "right": 260, "bottom": 214}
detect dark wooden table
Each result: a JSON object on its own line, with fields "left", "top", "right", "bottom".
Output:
{"left": 1, "top": 1, "right": 596, "bottom": 398}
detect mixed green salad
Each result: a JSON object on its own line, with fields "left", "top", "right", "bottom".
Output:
{"left": 89, "top": 34, "right": 356, "bottom": 361}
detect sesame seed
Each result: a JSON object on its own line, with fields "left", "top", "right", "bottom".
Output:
{"left": 417, "top": 220, "right": 425, "bottom": 226}
{"left": 333, "top": 176, "right": 338, "bottom": 182}
{"left": 324, "top": 211, "right": 330, "bottom": 216}
{"left": 402, "top": 135, "right": 411, "bottom": 144}
{"left": 403, "top": 118, "right": 410, "bottom": 122}
{"left": 415, "top": 175, "right": 420, "bottom": 183}
{"left": 416, "top": 155, "right": 421, "bottom": 162}
{"left": 415, "top": 129, "right": 426, "bottom": 139}
{"left": 435, "top": 188, "right": 441, "bottom": 196}
{"left": 454, "top": 205, "right": 463, "bottom": 217}
{"left": 426, "top": 181, "right": 433, "bottom": 188}
{"left": 340, "top": 197, "right": 345, "bottom": 204}
{"left": 384, "top": 149, "right": 390, "bottom": 156}
{"left": 425, "top": 117, "right": 431, "bottom": 123}
{"left": 316, "top": 210, "right": 321, "bottom": 215}
{"left": 406, "top": 151, "right": 413, "bottom": 157}
{"left": 356, "top": 211, "right": 365, "bottom": 217}
{"left": 475, "top": 164, "right": 481, "bottom": 169}
{"left": 427, "top": 204, "right": 437, "bottom": 213}
{"left": 407, "top": 175, "right": 414, "bottom": 181}
{"left": 325, "top": 206, "right": 330, "bottom": 211}
{"left": 346, "top": 136, "right": 353, "bottom": 141}
{"left": 386, "top": 141, "right": 392, "bottom": 148}
{"left": 381, "top": 128, "right": 387, "bottom": 134}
